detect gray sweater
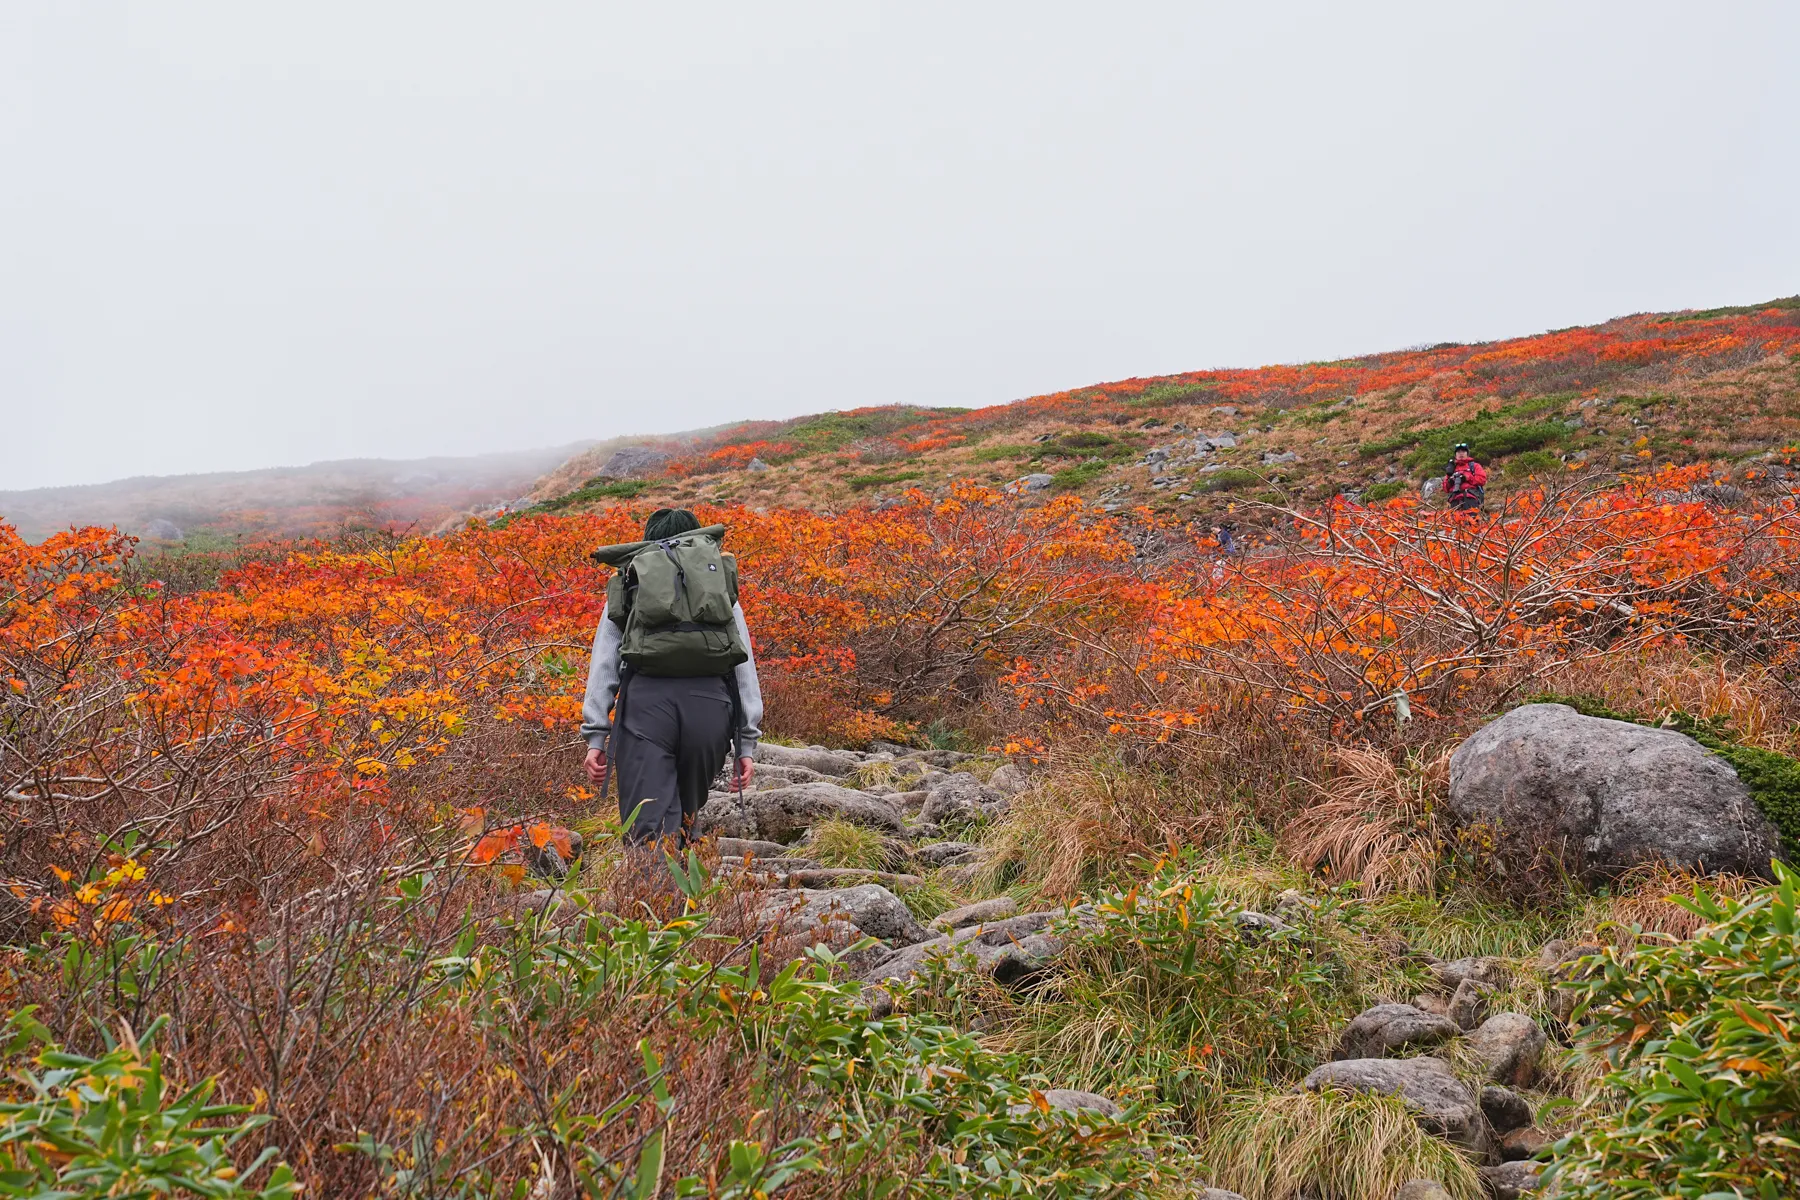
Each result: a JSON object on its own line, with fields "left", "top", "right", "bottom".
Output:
{"left": 579, "top": 601, "right": 764, "bottom": 755}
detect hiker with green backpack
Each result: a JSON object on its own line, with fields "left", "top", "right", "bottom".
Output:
{"left": 580, "top": 508, "right": 764, "bottom": 846}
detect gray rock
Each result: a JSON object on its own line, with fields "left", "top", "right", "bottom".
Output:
{"left": 1302, "top": 1057, "right": 1486, "bottom": 1154}
{"left": 1273, "top": 888, "right": 1320, "bottom": 922}
{"left": 516, "top": 888, "right": 565, "bottom": 919}
{"left": 920, "top": 772, "right": 1008, "bottom": 825}
{"left": 1020, "top": 473, "right": 1056, "bottom": 491}
{"left": 1499, "top": 1125, "right": 1554, "bottom": 1161}
{"left": 1204, "top": 432, "right": 1238, "bottom": 450}
{"left": 1480, "top": 1086, "right": 1533, "bottom": 1135}
{"left": 1448, "top": 703, "right": 1782, "bottom": 881}
{"left": 595, "top": 445, "right": 670, "bottom": 479}
{"left": 986, "top": 763, "right": 1029, "bottom": 796}
{"left": 1413, "top": 993, "right": 1451, "bottom": 1018}
{"left": 859, "top": 909, "right": 1075, "bottom": 989}
{"left": 1448, "top": 978, "right": 1493, "bottom": 1030}
{"left": 697, "top": 782, "right": 902, "bottom": 841}
{"left": 1196, "top": 1191, "right": 1248, "bottom": 1200}
{"left": 932, "top": 896, "right": 1018, "bottom": 931}
{"left": 1434, "top": 956, "right": 1509, "bottom": 992}
{"left": 1232, "top": 910, "right": 1292, "bottom": 937}
{"left": 754, "top": 742, "right": 861, "bottom": 777}
{"left": 744, "top": 762, "right": 832, "bottom": 789}
{"left": 1335, "top": 1004, "right": 1461, "bottom": 1060}
{"left": 1393, "top": 1184, "right": 1454, "bottom": 1200}
{"left": 1261, "top": 450, "right": 1298, "bottom": 465}
{"left": 141, "top": 517, "right": 184, "bottom": 541}
{"left": 889, "top": 788, "right": 932, "bottom": 813}
{"left": 714, "top": 837, "right": 794, "bottom": 860}
{"left": 760, "top": 884, "right": 930, "bottom": 947}
{"left": 1043, "top": 1089, "right": 1119, "bottom": 1116}
{"left": 1478, "top": 1160, "right": 1543, "bottom": 1198}
{"left": 745, "top": 457, "right": 770, "bottom": 472}
{"left": 1468, "top": 1013, "right": 1547, "bottom": 1086}
{"left": 717, "top": 855, "right": 821, "bottom": 872}
{"left": 911, "top": 840, "right": 980, "bottom": 867}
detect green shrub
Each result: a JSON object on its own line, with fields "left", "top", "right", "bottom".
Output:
{"left": 969, "top": 444, "right": 1034, "bottom": 462}
{"left": 1403, "top": 420, "right": 1566, "bottom": 476}
{"left": 1051, "top": 462, "right": 1107, "bottom": 489}
{"left": 1360, "top": 481, "right": 1407, "bottom": 504}
{"left": 1203, "top": 469, "right": 1262, "bottom": 493}
{"left": 1357, "top": 431, "right": 1424, "bottom": 457}
{"left": 0, "top": 1011, "right": 298, "bottom": 1198}
{"left": 1548, "top": 863, "right": 1800, "bottom": 1199}
{"left": 848, "top": 470, "right": 924, "bottom": 491}
{"left": 400, "top": 862, "right": 1182, "bottom": 1197}
{"left": 1006, "top": 855, "right": 1360, "bottom": 1126}
{"left": 1505, "top": 450, "right": 1563, "bottom": 477}
{"left": 1127, "top": 382, "right": 1215, "bottom": 407}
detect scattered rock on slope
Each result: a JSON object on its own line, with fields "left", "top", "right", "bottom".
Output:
{"left": 758, "top": 883, "right": 930, "bottom": 947}
{"left": 1466, "top": 1012, "right": 1547, "bottom": 1087}
{"left": 595, "top": 446, "right": 670, "bottom": 479}
{"left": 1334, "top": 1004, "right": 1460, "bottom": 1059}
{"left": 698, "top": 782, "right": 902, "bottom": 840}
{"left": 1448, "top": 703, "right": 1782, "bottom": 881}
{"left": 1302, "top": 1057, "right": 1488, "bottom": 1156}
{"left": 920, "top": 772, "right": 1008, "bottom": 825}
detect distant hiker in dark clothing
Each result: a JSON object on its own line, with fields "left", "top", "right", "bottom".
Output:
{"left": 581, "top": 508, "right": 763, "bottom": 846}
{"left": 1215, "top": 521, "right": 1238, "bottom": 554}
{"left": 1444, "top": 443, "right": 1488, "bottom": 512}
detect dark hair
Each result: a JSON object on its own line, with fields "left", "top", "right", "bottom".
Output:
{"left": 643, "top": 507, "right": 701, "bottom": 541}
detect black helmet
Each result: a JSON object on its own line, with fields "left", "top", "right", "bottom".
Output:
{"left": 1453, "top": 442, "right": 1471, "bottom": 453}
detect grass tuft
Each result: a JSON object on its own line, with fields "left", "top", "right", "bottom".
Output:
{"left": 802, "top": 818, "right": 900, "bottom": 870}
{"left": 1202, "top": 1088, "right": 1484, "bottom": 1200}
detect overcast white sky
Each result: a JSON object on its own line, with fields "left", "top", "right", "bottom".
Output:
{"left": 3, "top": 4, "right": 1795, "bottom": 490}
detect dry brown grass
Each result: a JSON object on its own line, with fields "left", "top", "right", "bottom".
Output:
{"left": 1539, "top": 649, "right": 1798, "bottom": 752}
{"left": 1596, "top": 861, "right": 1760, "bottom": 945}
{"left": 1284, "top": 745, "right": 1451, "bottom": 896}
{"left": 981, "top": 740, "right": 1261, "bottom": 901}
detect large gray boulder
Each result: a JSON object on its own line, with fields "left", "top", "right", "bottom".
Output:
{"left": 1302, "top": 1057, "right": 1487, "bottom": 1155}
{"left": 758, "top": 884, "right": 930, "bottom": 947}
{"left": 754, "top": 743, "right": 862, "bottom": 777}
{"left": 1449, "top": 703, "right": 1781, "bottom": 880}
{"left": 697, "top": 782, "right": 901, "bottom": 840}
{"left": 1334, "top": 1004, "right": 1460, "bottom": 1060}
{"left": 920, "top": 772, "right": 1008, "bottom": 825}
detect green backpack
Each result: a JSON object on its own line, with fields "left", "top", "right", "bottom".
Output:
{"left": 589, "top": 524, "right": 748, "bottom": 677}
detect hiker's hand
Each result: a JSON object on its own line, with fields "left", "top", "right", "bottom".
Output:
{"left": 730, "top": 756, "right": 753, "bottom": 790}
{"left": 583, "top": 746, "right": 607, "bottom": 785}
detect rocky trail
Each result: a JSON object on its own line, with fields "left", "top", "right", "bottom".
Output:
{"left": 501, "top": 716, "right": 1732, "bottom": 1199}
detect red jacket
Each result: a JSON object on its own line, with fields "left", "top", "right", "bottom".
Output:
{"left": 1445, "top": 459, "right": 1487, "bottom": 498}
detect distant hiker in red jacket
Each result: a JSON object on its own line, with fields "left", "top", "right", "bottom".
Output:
{"left": 1444, "top": 444, "right": 1488, "bottom": 511}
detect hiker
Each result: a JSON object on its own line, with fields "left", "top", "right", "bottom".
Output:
{"left": 580, "top": 508, "right": 763, "bottom": 846}
{"left": 1443, "top": 443, "right": 1488, "bottom": 512}
{"left": 1215, "top": 521, "right": 1238, "bottom": 554}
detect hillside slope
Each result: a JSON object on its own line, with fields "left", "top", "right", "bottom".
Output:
{"left": 518, "top": 297, "right": 1800, "bottom": 528}
{"left": 0, "top": 442, "right": 596, "bottom": 544}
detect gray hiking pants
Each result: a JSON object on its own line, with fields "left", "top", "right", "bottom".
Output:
{"left": 613, "top": 673, "right": 734, "bottom": 845}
